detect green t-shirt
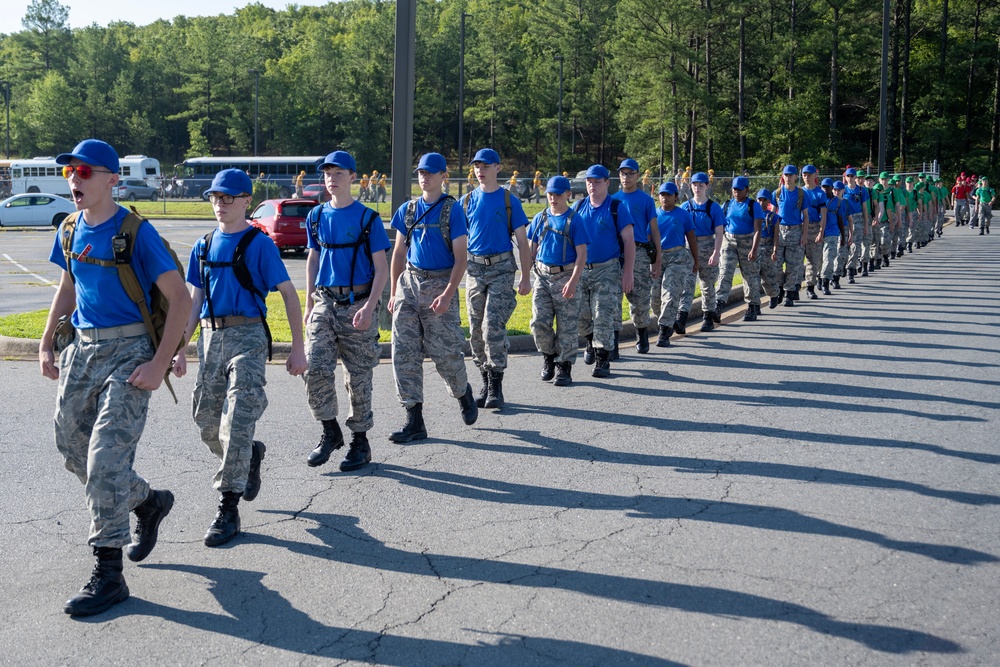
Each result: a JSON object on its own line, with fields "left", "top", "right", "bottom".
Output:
{"left": 976, "top": 187, "right": 995, "bottom": 205}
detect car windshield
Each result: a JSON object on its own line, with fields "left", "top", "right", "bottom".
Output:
{"left": 280, "top": 203, "right": 317, "bottom": 217}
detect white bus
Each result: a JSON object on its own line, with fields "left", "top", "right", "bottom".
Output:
{"left": 10, "top": 155, "right": 161, "bottom": 196}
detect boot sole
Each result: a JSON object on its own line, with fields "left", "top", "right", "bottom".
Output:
{"left": 340, "top": 455, "right": 372, "bottom": 472}
{"left": 242, "top": 442, "right": 266, "bottom": 501}
{"left": 64, "top": 584, "right": 130, "bottom": 616}
{"left": 125, "top": 491, "right": 174, "bottom": 563}
{"left": 204, "top": 528, "right": 240, "bottom": 547}
{"left": 388, "top": 431, "right": 427, "bottom": 444}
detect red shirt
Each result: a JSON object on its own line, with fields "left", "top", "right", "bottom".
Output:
{"left": 952, "top": 184, "right": 970, "bottom": 199}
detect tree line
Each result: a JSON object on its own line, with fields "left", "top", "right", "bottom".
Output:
{"left": 2, "top": 0, "right": 998, "bottom": 179}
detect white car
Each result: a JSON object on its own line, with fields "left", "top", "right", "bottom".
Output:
{"left": 0, "top": 193, "right": 76, "bottom": 228}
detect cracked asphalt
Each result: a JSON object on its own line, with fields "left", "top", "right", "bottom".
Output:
{"left": 0, "top": 229, "right": 998, "bottom": 665}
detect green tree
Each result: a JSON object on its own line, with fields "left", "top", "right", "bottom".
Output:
{"left": 21, "top": 0, "right": 71, "bottom": 72}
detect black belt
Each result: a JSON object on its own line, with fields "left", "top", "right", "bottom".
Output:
{"left": 319, "top": 286, "right": 371, "bottom": 304}
{"left": 405, "top": 263, "right": 452, "bottom": 279}
{"left": 468, "top": 251, "right": 514, "bottom": 266}
{"left": 200, "top": 316, "right": 263, "bottom": 329}
{"left": 535, "top": 261, "right": 574, "bottom": 274}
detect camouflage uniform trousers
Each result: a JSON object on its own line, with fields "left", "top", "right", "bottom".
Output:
{"left": 304, "top": 290, "right": 381, "bottom": 433}
{"left": 980, "top": 203, "right": 992, "bottom": 230}
{"left": 874, "top": 221, "right": 892, "bottom": 258}
{"left": 54, "top": 334, "right": 154, "bottom": 548}
{"left": 578, "top": 258, "right": 621, "bottom": 350}
{"left": 716, "top": 232, "right": 761, "bottom": 306}
{"left": 626, "top": 245, "right": 654, "bottom": 328}
{"left": 906, "top": 212, "right": 918, "bottom": 243}
{"left": 821, "top": 235, "right": 841, "bottom": 280}
{"left": 835, "top": 235, "right": 849, "bottom": 276}
{"left": 466, "top": 256, "right": 517, "bottom": 371}
{"left": 392, "top": 269, "right": 469, "bottom": 408}
{"left": 758, "top": 240, "right": 781, "bottom": 299}
{"left": 803, "top": 223, "right": 824, "bottom": 287}
{"left": 193, "top": 323, "right": 269, "bottom": 494}
{"left": 954, "top": 199, "right": 968, "bottom": 225}
{"left": 774, "top": 225, "right": 805, "bottom": 291}
{"left": 650, "top": 268, "right": 662, "bottom": 322}
{"left": 657, "top": 248, "right": 692, "bottom": 328}
{"left": 680, "top": 235, "right": 719, "bottom": 313}
{"left": 847, "top": 214, "right": 865, "bottom": 269}
{"left": 530, "top": 264, "right": 583, "bottom": 364}
{"left": 861, "top": 217, "right": 874, "bottom": 264}
{"left": 970, "top": 202, "right": 980, "bottom": 227}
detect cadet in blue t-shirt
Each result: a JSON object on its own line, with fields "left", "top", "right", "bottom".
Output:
{"left": 680, "top": 172, "right": 725, "bottom": 331}
{"left": 298, "top": 151, "right": 391, "bottom": 475}
{"left": 771, "top": 165, "right": 808, "bottom": 305}
{"left": 573, "top": 164, "right": 635, "bottom": 378}
{"left": 842, "top": 168, "right": 872, "bottom": 278}
{"left": 170, "top": 169, "right": 307, "bottom": 547}
{"left": 715, "top": 176, "right": 764, "bottom": 321}
{"left": 612, "top": 158, "right": 661, "bottom": 354}
{"left": 800, "top": 165, "right": 828, "bottom": 300}
{"left": 819, "top": 179, "right": 847, "bottom": 295}
{"left": 387, "top": 152, "right": 478, "bottom": 443}
{"left": 654, "top": 181, "right": 698, "bottom": 347}
{"left": 460, "top": 148, "right": 531, "bottom": 410}
{"left": 528, "top": 175, "right": 590, "bottom": 386}
{"left": 755, "top": 189, "right": 782, "bottom": 308}
{"left": 41, "top": 139, "right": 191, "bottom": 617}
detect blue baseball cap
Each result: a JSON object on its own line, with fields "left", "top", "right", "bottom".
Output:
{"left": 618, "top": 158, "right": 640, "bottom": 172}
{"left": 821, "top": 177, "right": 834, "bottom": 187}
{"left": 833, "top": 180, "right": 846, "bottom": 190}
{"left": 844, "top": 167, "right": 857, "bottom": 176}
{"left": 319, "top": 150, "right": 356, "bottom": 173}
{"left": 472, "top": 148, "right": 500, "bottom": 165}
{"left": 207, "top": 168, "right": 253, "bottom": 196}
{"left": 414, "top": 152, "right": 447, "bottom": 174}
{"left": 691, "top": 171, "right": 709, "bottom": 184}
{"left": 56, "top": 139, "right": 120, "bottom": 173}
{"left": 756, "top": 188, "right": 772, "bottom": 200}
{"left": 585, "top": 164, "right": 610, "bottom": 179}
{"left": 802, "top": 164, "right": 817, "bottom": 174}
{"left": 732, "top": 176, "right": 749, "bottom": 190}
{"left": 545, "top": 175, "right": 571, "bottom": 194}
{"left": 658, "top": 181, "right": 679, "bottom": 195}
{"left": 782, "top": 165, "right": 798, "bottom": 176}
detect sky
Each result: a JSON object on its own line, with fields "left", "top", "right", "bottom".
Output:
{"left": 17, "top": 0, "right": 333, "bottom": 30}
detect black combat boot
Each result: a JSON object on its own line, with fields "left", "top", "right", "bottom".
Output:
{"left": 791, "top": 285, "right": 802, "bottom": 300}
{"left": 636, "top": 327, "right": 649, "bottom": 354}
{"left": 656, "top": 325, "right": 672, "bottom": 347}
{"left": 700, "top": 312, "right": 715, "bottom": 332}
{"left": 783, "top": 290, "right": 795, "bottom": 306}
{"left": 475, "top": 369, "right": 489, "bottom": 408}
{"left": 742, "top": 305, "right": 757, "bottom": 321}
{"left": 583, "top": 334, "right": 596, "bottom": 365}
{"left": 553, "top": 362, "right": 573, "bottom": 386}
{"left": 125, "top": 488, "right": 174, "bottom": 563}
{"left": 716, "top": 299, "right": 727, "bottom": 318}
{"left": 907, "top": 241, "right": 913, "bottom": 253}
{"left": 64, "top": 547, "right": 129, "bottom": 616}
{"left": 484, "top": 370, "right": 504, "bottom": 409}
{"left": 389, "top": 404, "right": 427, "bottom": 443}
{"left": 822, "top": 279, "right": 832, "bottom": 295}
{"left": 806, "top": 284, "right": 818, "bottom": 300}
{"left": 861, "top": 262, "right": 869, "bottom": 277}
{"left": 243, "top": 441, "right": 266, "bottom": 502}
{"left": 883, "top": 254, "right": 890, "bottom": 267}
{"left": 980, "top": 228, "right": 986, "bottom": 235}
{"left": 540, "top": 354, "right": 556, "bottom": 381}
{"left": 848, "top": 267, "right": 856, "bottom": 284}
{"left": 308, "top": 419, "right": 344, "bottom": 467}
{"left": 832, "top": 274, "right": 841, "bottom": 289}
{"left": 610, "top": 330, "right": 621, "bottom": 360}
{"left": 769, "top": 290, "right": 781, "bottom": 309}
{"left": 340, "top": 431, "right": 372, "bottom": 471}
{"left": 592, "top": 348, "right": 611, "bottom": 378}
{"left": 204, "top": 491, "right": 241, "bottom": 547}
{"left": 458, "top": 382, "right": 479, "bottom": 425}
{"left": 673, "top": 311, "right": 689, "bottom": 335}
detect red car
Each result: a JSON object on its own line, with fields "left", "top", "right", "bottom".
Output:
{"left": 302, "top": 184, "right": 331, "bottom": 202}
{"left": 248, "top": 198, "right": 317, "bottom": 254}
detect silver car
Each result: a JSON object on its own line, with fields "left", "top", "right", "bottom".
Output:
{"left": 0, "top": 193, "right": 76, "bottom": 228}
{"left": 114, "top": 179, "right": 159, "bottom": 201}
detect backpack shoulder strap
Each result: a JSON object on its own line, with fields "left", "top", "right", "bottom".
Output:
{"left": 504, "top": 188, "right": 513, "bottom": 236}
{"left": 61, "top": 212, "right": 82, "bottom": 283}
{"left": 723, "top": 200, "right": 731, "bottom": 217}
{"left": 116, "top": 211, "right": 160, "bottom": 348}
{"left": 797, "top": 187, "right": 805, "bottom": 211}
{"left": 440, "top": 197, "right": 455, "bottom": 256}
{"left": 232, "top": 226, "right": 265, "bottom": 297}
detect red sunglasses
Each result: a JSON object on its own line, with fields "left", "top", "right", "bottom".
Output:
{"left": 62, "top": 165, "right": 114, "bottom": 179}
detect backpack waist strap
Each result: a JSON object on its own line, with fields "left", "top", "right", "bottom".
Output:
{"left": 77, "top": 323, "right": 148, "bottom": 343}
{"left": 200, "top": 316, "right": 263, "bottom": 329}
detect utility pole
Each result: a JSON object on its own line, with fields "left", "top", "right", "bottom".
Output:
{"left": 458, "top": 13, "right": 471, "bottom": 196}
{"left": 555, "top": 56, "right": 564, "bottom": 175}
{"left": 390, "top": 0, "right": 417, "bottom": 215}
{"left": 0, "top": 81, "right": 9, "bottom": 159}
{"left": 248, "top": 69, "right": 260, "bottom": 156}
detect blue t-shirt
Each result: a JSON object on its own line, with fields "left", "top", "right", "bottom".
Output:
{"left": 187, "top": 227, "right": 290, "bottom": 318}
{"left": 390, "top": 195, "right": 469, "bottom": 271}
{"left": 824, "top": 197, "right": 843, "bottom": 237}
{"left": 657, "top": 207, "right": 695, "bottom": 250}
{"left": 760, "top": 210, "right": 778, "bottom": 239}
{"left": 803, "top": 186, "right": 827, "bottom": 223}
{"left": 723, "top": 198, "right": 764, "bottom": 235}
{"left": 574, "top": 196, "right": 634, "bottom": 264}
{"left": 528, "top": 208, "right": 591, "bottom": 266}
{"left": 681, "top": 199, "right": 725, "bottom": 237}
{"left": 844, "top": 184, "right": 870, "bottom": 216}
{"left": 306, "top": 201, "right": 391, "bottom": 287}
{"left": 461, "top": 188, "right": 528, "bottom": 256}
{"left": 772, "top": 186, "right": 805, "bottom": 226}
{"left": 611, "top": 189, "right": 655, "bottom": 244}
{"left": 49, "top": 207, "right": 180, "bottom": 330}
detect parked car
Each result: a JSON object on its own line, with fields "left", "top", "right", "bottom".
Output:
{"left": 568, "top": 171, "right": 621, "bottom": 197}
{"left": 0, "top": 193, "right": 76, "bottom": 228}
{"left": 114, "top": 179, "right": 159, "bottom": 201}
{"left": 302, "top": 184, "right": 331, "bottom": 202}
{"left": 248, "top": 198, "right": 318, "bottom": 254}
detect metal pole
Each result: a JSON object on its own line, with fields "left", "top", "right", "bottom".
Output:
{"left": 0, "top": 81, "right": 9, "bottom": 159}
{"left": 248, "top": 69, "right": 260, "bottom": 157}
{"left": 555, "top": 56, "right": 563, "bottom": 174}
{"left": 390, "top": 0, "right": 417, "bottom": 216}
{"left": 878, "top": 0, "right": 890, "bottom": 172}
{"left": 458, "top": 13, "right": 469, "bottom": 197}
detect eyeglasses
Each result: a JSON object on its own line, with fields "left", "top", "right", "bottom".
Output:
{"left": 208, "top": 194, "right": 246, "bottom": 205}
{"left": 61, "top": 165, "right": 114, "bottom": 179}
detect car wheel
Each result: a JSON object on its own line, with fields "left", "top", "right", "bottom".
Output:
{"left": 127, "top": 194, "right": 137, "bottom": 202}
{"left": 150, "top": 192, "right": 157, "bottom": 202}
{"left": 201, "top": 188, "right": 211, "bottom": 201}
{"left": 278, "top": 186, "right": 292, "bottom": 198}
{"left": 52, "top": 214, "right": 65, "bottom": 228}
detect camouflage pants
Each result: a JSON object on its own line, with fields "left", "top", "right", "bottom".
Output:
{"left": 980, "top": 203, "right": 992, "bottom": 229}
{"left": 193, "top": 323, "right": 268, "bottom": 494}
{"left": 821, "top": 236, "right": 841, "bottom": 280}
{"left": 971, "top": 204, "right": 980, "bottom": 226}
{"left": 803, "top": 223, "right": 824, "bottom": 287}
{"left": 874, "top": 222, "right": 892, "bottom": 257}
{"left": 650, "top": 269, "right": 662, "bottom": 322}
{"left": 657, "top": 249, "right": 693, "bottom": 327}
{"left": 861, "top": 216, "right": 874, "bottom": 264}
{"left": 626, "top": 245, "right": 654, "bottom": 328}
{"left": 530, "top": 265, "right": 582, "bottom": 364}
{"left": 775, "top": 225, "right": 805, "bottom": 291}
{"left": 466, "top": 256, "right": 517, "bottom": 371}
{"left": 758, "top": 243, "right": 780, "bottom": 298}
{"left": 717, "top": 233, "right": 761, "bottom": 306}
{"left": 305, "top": 290, "right": 381, "bottom": 432}
{"left": 847, "top": 214, "right": 865, "bottom": 269}
{"left": 392, "top": 269, "right": 469, "bottom": 408}
{"left": 906, "top": 213, "right": 917, "bottom": 243}
{"left": 954, "top": 200, "right": 968, "bottom": 224}
{"left": 55, "top": 334, "right": 154, "bottom": 548}
{"left": 578, "top": 258, "right": 621, "bottom": 350}
{"left": 835, "top": 240, "right": 848, "bottom": 276}
{"left": 681, "top": 235, "right": 719, "bottom": 313}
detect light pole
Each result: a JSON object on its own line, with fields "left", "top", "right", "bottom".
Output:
{"left": 554, "top": 56, "right": 563, "bottom": 175}
{"left": 457, "top": 12, "right": 471, "bottom": 195}
{"left": 248, "top": 69, "right": 260, "bottom": 156}
{"left": 0, "top": 81, "right": 9, "bottom": 159}
{"left": 877, "top": 0, "right": 890, "bottom": 172}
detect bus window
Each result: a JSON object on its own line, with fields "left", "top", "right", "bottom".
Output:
{"left": 145, "top": 167, "right": 156, "bottom": 175}
{"left": 122, "top": 166, "right": 131, "bottom": 176}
